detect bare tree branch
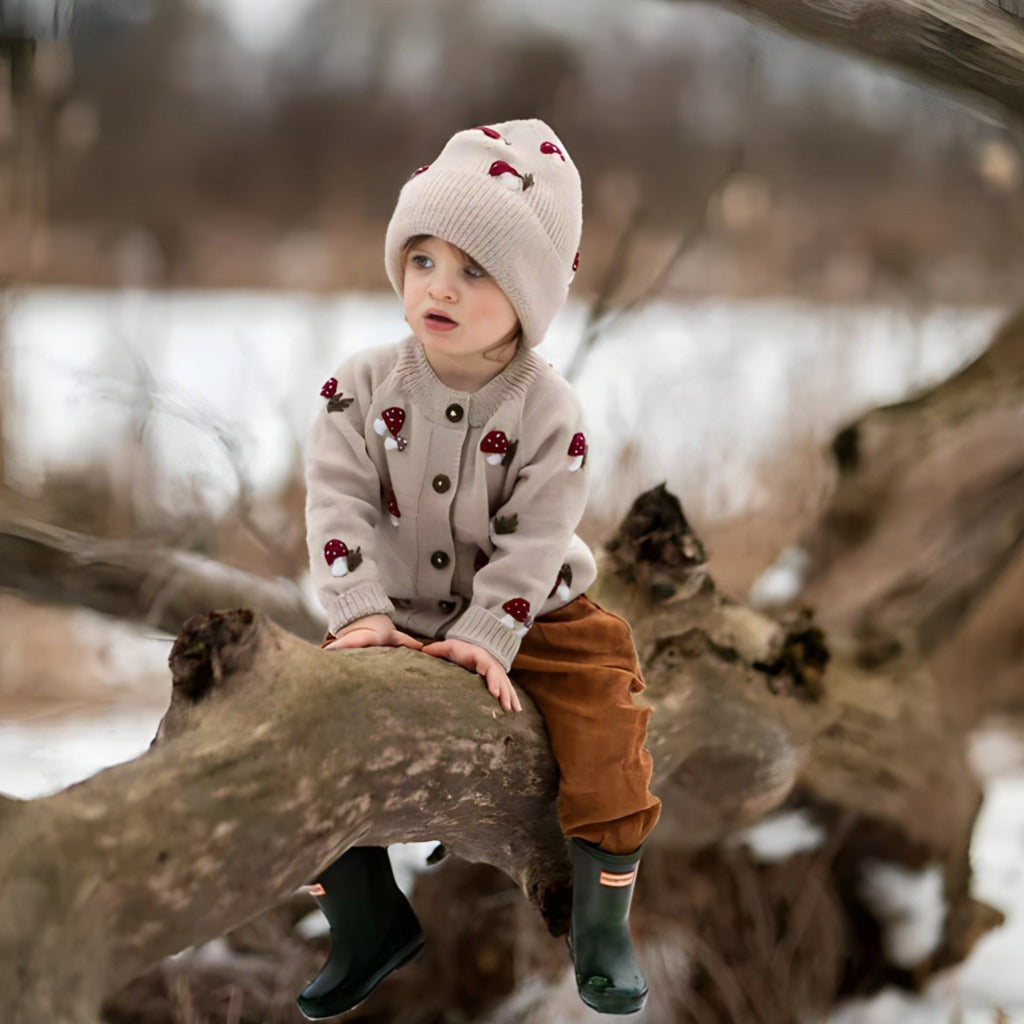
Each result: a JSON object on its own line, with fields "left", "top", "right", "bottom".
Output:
{"left": 0, "top": 513, "right": 323, "bottom": 640}
{"left": 680, "top": 0, "right": 1024, "bottom": 116}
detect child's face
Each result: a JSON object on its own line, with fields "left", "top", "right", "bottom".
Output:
{"left": 403, "top": 237, "right": 519, "bottom": 379}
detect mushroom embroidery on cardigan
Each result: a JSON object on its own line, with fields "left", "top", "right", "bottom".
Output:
{"left": 567, "top": 432, "right": 587, "bottom": 472}
{"left": 320, "top": 378, "right": 353, "bottom": 413}
{"left": 385, "top": 490, "right": 401, "bottom": 527}
{"left": 499, "top": 598, "right": 532, "bottom": 637}
{"left": 476, "top": 125, "right": 501, "bottom": 139}
{"left": 480, "top": 430, "right": 518, "bottom": 467}
{"left": 323, "top": 539, "right": 362, "bottom": 578}
{"left": 374, "top": 407, "right": 408, "bottom": 451}
{"left": 549, "top": 563, "right": 573, "bottom": 602}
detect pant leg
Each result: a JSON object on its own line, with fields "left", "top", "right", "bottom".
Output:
{"left": 511, "top": 594, "right": 661, "bottom": 854}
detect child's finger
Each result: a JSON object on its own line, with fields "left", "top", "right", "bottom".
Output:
{"left": 393, "top": 631, "right": 424, "bottom": 650}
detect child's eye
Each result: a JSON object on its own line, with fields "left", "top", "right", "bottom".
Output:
{"left": 464, "top": 264, "right": 486, "bottom": 280}
{"left": 409, "top": 253, "right": 433, "bottom": 269}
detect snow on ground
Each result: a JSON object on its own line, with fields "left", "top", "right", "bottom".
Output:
{"left": 736, "top": 808, "right": 827, "bottom": 862}
{"left": 0, "top": 288, "right": 1018, "bottom": 1020}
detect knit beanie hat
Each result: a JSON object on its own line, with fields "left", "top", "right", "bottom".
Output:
{"left": 384, "top": 119, "right": 582, "bottom": 349}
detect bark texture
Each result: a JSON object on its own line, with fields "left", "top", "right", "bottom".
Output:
{"left": 0, "top": 515, "right": 323, "bottom": 641}
{"left": 694, "top": 0, "right": 1024, "bottom": 115}
{"left": 799, "top": 307, "right": 1024, "bottom": 723}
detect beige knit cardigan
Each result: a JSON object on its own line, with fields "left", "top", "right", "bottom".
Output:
{"left": 305, "top": 336, "right": 596, "bottom": 669}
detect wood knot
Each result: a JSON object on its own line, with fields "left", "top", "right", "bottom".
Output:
{"left": 169, "top": 609, "right": 257, "bottom": 703}
{"left": 755, "top": 609, "right": 831, "bottom": 701}
{"left": 604, "top": 484, "right": 709, "bottom": 603}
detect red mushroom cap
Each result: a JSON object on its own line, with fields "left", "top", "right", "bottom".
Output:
{"left": 480, "top": 430, "right": 510, "bottom": 454}
{"left": 320, "top": 377, "right": 338, "bottom": 398}
{"left": 380, "top": 407, "right": 406, "bottom": 437}
{"left": 501, "top": 598, "right": 531, "bottom": 623}
{"left": 386, "top": 491, "right": 400, "bottom": 518}
{"left": 540, "top": 140, "right": 565, "bottom": 161}
{"left": 568, "top": 432, "right": 587, "bottom": 457}
{"left": 488, "top": 160, "right": 521, "bottom": 180}
{"left": 323, "top": 538, "right": 349, "bottom": 565}
{"left": 476, "top": 126, "right": 501, "bottom": 139}
{"left": 411, "top": 164, "right": 430, "bottom": 178}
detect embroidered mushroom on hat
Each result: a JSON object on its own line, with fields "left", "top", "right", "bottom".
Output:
{"left": 323, "top": 538, "right": 362, "bottom": 578}
{"left": 499, "top": 597, "right": 532, "bottom": 637}
{"left": 374, "top": 407, "right": 408, "bottom": 451}
{"left": 489, "top": 160, "right": 532, "bottom": 192}
{"left": 567, "top": 432, "right": 587, "bottom": 472}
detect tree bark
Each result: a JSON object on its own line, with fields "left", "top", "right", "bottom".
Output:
{"left": 0, "top": 485, "right": 997, "bottom": 1023}
{"left": 798, "top": 307, "right": 1024, "bottom": 722}
{"left": 682, "top": 0, "right": 1024, "bottom": 116}
{"left": 0, "top": 513, "right": 324, "bottom": 641}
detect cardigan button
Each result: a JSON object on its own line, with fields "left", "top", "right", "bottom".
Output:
{"left": 432, "top": 474, "right": 451, "bottom": 494}
{"left": 438, "top": 600, "right": 456, "bottom": 614}
{"left": 445, "top": 403, "right": 464, "bottom": 423}
{"left": 430, "top": 550, "right": 450, "bottom": 570}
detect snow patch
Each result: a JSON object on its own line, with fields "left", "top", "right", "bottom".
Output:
{"left": 859, "top": 861, "right": 946, "bottom": 968}
{"left": 736, "top": 809, "right": 826, "bottom": 863}
{"left": 747, "top": 544, "right": 812, "bottom": 609}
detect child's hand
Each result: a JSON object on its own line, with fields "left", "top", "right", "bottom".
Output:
{"left": 325, "top": 614, "right": 423, "bottom": 652}
{"left": 420, "top": 638, "right": 522, "bottom": 714}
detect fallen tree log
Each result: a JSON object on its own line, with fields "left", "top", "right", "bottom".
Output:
{"left": 798, "top": 307, "right": 1024, "bottom": 723}
{"left": 0, "top": 485, "right": 997, "bottom": 1024}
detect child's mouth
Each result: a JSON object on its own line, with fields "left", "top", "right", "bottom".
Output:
{"left": 425, "top": 312, "right": 457, "bottom": 328}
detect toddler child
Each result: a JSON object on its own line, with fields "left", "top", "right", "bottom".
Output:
{"left": 300, "top": 118, "right": 661, "bottom": 1017}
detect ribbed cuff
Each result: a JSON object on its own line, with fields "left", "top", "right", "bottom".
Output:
{"left": 445, "top": 604, "right": 523, "bottom": 671}
{"left": 323, "top": 582, "right": 395, "bottom": 635}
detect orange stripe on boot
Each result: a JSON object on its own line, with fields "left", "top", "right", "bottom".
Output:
{"left": 599, "top": 868, "right": 636, "bottom": 887}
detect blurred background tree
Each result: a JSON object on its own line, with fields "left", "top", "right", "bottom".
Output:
{"left": 1, "top": 0, "right": 1021, "bottom": 302}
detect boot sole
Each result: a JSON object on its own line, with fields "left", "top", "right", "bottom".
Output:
{"left": 579, "top": 982, "right": 648, "bottom": 1015}
{"left": 296, "top": 932, "right": 425, "bottom": 1020}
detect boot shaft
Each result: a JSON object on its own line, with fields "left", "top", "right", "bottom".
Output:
{"left": 570, "top": 839, "right": 641, "bottom": 933}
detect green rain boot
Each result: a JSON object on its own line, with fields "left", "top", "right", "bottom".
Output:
{"left": 568, "top": 839, "right": 648, "bottom": 1015}
{"left": 296, "top": 846, "right": 424, "bottom": 1020}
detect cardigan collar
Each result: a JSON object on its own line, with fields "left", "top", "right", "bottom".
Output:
{"left": 394, "top": 336, "right": 541, "bottom": 426}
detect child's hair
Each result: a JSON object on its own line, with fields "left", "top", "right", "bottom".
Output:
{"left": 384, "top": 119, "right": 583, "bottom": 350}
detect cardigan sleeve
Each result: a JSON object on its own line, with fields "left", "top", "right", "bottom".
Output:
{"left": 445, "top": 376, "right": 590, "bottom": 669}
{"left": 304, "top": 355, "right": 395, "bottom": 635}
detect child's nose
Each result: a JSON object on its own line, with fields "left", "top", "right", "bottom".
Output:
{"left": 428, "top": 269, "right": 458, "bottom": 302}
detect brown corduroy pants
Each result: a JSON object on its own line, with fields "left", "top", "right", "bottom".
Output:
{"left": 511, "top": 595, "right": 661, "bottom": 855}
